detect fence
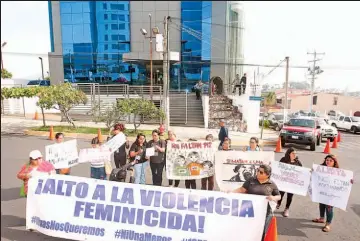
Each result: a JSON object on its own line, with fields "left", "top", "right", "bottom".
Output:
{"left": 1, "top": 83, "right": 164, "bottom": 125}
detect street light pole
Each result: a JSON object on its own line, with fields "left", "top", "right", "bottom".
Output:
{"left": 149, "top": 14, "right": 153, "bottom": 100}
{"left": 1, "top": 42, "right": 7, "bottom": 71}
{"left": 39, "top": 57, "right": 45, "bottom": 79}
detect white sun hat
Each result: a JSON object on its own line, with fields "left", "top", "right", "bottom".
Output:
{"left": 29, "top": 150, "right": 42, "bottom": 159}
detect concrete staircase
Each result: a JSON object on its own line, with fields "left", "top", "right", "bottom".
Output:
{"left": 208, "top": 95, "right": 243, "bottom": 130}
{"left": 169, "top": 92, "right": 205, "bottom": 128}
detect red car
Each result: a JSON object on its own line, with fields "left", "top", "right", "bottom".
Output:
{"left": 279, "top": 117, "right": 321, "bottom": 151}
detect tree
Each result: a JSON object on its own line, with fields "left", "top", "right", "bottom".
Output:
{"left": 45, "top": 76, "right": 50, "bottom": 81}
{"left": 264, "top": 92, "right": 277, "bottom": 109}
{"left": 117, "top": 98, "right": 165, "bottom": 132}
{"left": 37, "top": 83, "right": 87, "bottom": 127}
{"left": 87, "top": 100, "right": 123, "bottom": 129}
{"left": 1, "top": 68, "right": 13, "bottom": 79}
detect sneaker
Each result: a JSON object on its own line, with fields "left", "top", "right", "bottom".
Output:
{"left": 283, "top": 209, "right": 289, "bottom": 217}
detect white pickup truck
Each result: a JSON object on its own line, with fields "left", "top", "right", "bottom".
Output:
{"left": 329, "top": 115, "right": 360, "bottom": 134}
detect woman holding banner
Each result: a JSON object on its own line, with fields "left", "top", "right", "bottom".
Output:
{"left": 146, "top": 129, "right": 166, "bottom": 186}
{"left": 230, "top": 164, "right": 281, "bottom": 241}
{"left": 89, "top": 137, "right": 107, "bottom": 180}
{"left": 277, "top": 147, "right": 302, "bottom": 217}
{"left": 109, "top": 123, "right": 130, "bottom": 168}
{"left": 166, "top": 131, "right": 180, "bottom": 187}
{"left": 129, "top": 133, "right": 148, "bottom": 184}
{"left": 54, "top": 132, "right": 71, "bottom": 175}
{"left": 312, "top": 154, "right": 353, "bottom": 232}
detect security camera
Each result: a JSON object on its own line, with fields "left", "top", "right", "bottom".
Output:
{"left": 140, "top": 28, "right": 147, "bottom": 35}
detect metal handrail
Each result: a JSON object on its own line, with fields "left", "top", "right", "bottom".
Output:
{"left": 185, "top": 91, "right": 188, "bottom": 124}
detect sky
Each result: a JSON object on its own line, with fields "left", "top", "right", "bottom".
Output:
{"left": 1, "top": 1, "right": 360, "bottom": 90}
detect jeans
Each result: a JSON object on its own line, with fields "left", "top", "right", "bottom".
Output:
{"left": 134, "top": 162, "right": 148, "bottom": 184}
{"left": 201, "top": 176, "right": 214, "bottom": 190}
{"left": 150, "top": 162, "right": 165, "bottom": 186}
{"left": 90, "top": 167, "right": 106, "bottom": 180}
{"left": 185, "top": 180, "right": 196, "bottom": 189}
{"left": 319, "top": 203, "right": 334, "bottom": 224}
{"left": 195, "top": 89, "right": 201, "bottom": 100}
{"left": 278, "top": 191, "right": 294, "bottom": 209}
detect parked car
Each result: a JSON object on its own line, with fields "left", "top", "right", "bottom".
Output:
{"left": 280, "top": 117, "right": 321, "bottom": 151}
{"left": 27, "top": 80, "right": 50, "bottom": 86}
{"left": 316, "top": 118, "right": 338, "bottom": 142}
{"left": 267, "top": 113, "right": 289, "bottom": 131}
{"left": 329, "top": 115, "right": 360, "bottom": 134}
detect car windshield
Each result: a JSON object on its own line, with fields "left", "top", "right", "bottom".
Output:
{"left": 351, "top": 117, "right": 359, "bottom": 122}
{"left": 288, "top": 119, "right": 315, "bottom": 128}
{"left": 317, "top": 119, "right": 327, "bottom": 125}
{"left": 27, "top": 80, "right": 41, "bottom": 85}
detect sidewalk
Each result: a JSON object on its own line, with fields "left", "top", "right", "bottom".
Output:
{"left": 1, "top": 116, "right": 279, "bottom": 146}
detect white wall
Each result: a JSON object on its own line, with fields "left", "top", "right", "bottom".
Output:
{"left": 2, "top": 96, "right": 60, "bottom": 115}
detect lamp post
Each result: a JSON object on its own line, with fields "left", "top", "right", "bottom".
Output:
{"left": 38, "top": 57, "right": 45, "bottom": 80}
{"left": 140, "top": 14, "right": 159, "bottom": 100}
{"left": 1, "top": 42, "right": 7, "bottom": 71}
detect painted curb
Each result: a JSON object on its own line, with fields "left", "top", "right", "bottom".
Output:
{"left": 24, "top": 130, "right": 278, "bottom": 146}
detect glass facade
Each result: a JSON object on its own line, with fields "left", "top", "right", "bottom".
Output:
{"left": 179, "top": 1, "right": 212, "bottom": 90}
{"left": 52, "top": 1, "right": 216, "bottom": 89}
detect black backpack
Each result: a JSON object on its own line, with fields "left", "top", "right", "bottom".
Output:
{"left": 109, "top": 162, "right": 134, "bottom": 182}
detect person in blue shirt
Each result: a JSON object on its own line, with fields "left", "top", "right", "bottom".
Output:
{"left": 218, "top": 119, "right": 229, "bottom": 150}
{"left": 243, "top": 137, "right": 262, "bottom": 151}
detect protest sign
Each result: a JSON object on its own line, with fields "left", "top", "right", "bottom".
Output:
{"left": 102, "top": 133, "right": 126, "bottom": 153}
{"left": 166, "top": 141, "right": 217, "bottom": 180}
{"left": 78, "top": 148, "right": 112, "bottom": 164}
{"left": 311, "top": 164, "right": 353, "bottom": 211}
{"left": 146, "top": 147, "right": 155, "bottom": 157}
{"left": 45, "top": 140, "right": 79, "bottom": 169}
{"left": 215, "top": 151, "right": 274, "bottom": 191}
{"left": 270, "top": 161, "right": 311, "bottom": 196}
{"left": 27, "top": 175, "right": 268, "bottom": 241}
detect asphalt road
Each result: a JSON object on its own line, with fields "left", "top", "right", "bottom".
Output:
{"left": 1, "top": 133, "right": 360, "bottom": 241}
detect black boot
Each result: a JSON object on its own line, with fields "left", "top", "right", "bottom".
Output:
{"left": 129, "top": 176, "right": 135, "bottom": 183}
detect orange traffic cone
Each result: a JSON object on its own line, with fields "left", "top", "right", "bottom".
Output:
{"left": 97, "top": 128, "right": 103, "bottom": 143}
{"left": 264, "top": 217, "right": 278, "bottom": 241}
{"left": 331, "top": 136, "right": 338, "bottom": 148}
{"left": 323, "top": 139, "right": 331, "bottom": 154}
{"left": 337, "top": 132, "right": 341, "bottom": 143}
{"left": 49, "top": 126, "right": 55, "bottom": 140}
{"left": 274, "top": 137, "right": 282, "bottom": 153}
{"left": 33, "top": 111, "right": 39, "bottom": 120}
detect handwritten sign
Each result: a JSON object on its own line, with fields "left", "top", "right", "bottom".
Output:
{"left": 78, "top": 148, "right": 111, "bottom": 164}
{"left": 166, "top": 141, "right": 218, "bottom": 180}
{"left": 270, "top": 161, "right": 311, "bottom": 196}
{"left": 215, "top": 151, "right": 274, "bottom": 191}
{"left": 45, "top": 140, "right": 79, "bottom": 169}
{"left": 311, "top": 164, "right": 353, "bottom": 211}
{"left": 102, "top": 133, "right": 126, "bottom": 153}
{"left": 146, "top": 147, "right": 155, "bottom": 157}
{"left": 27, "top": 175, "right": 268, "bottom": 241}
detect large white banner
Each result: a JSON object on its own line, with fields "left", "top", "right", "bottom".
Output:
{"left": 78, "top": 148, "right": 112, "bottom": 164}
{"left": 166, "top": 141, "right": 218, "bottom": 180}
{"left": 26, "top": 175, "right": 268, "bottom": 241}
{"left": 310, "top": 164, "right": 353, "bottom": 211}
{"left": 270, "top": 161, "right": 311, "bottom": 196}
{"left": 215, "top": 151, "right": 275, "bottom": 191}
{"left": 102, "top": 133, "right": 126, "bottom": 153}
{"left": 45, "top": 140, "right": 79, "bottom": 169}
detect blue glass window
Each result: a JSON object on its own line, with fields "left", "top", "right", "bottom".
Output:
{"left": 104, "top": 54, "right": 108, "bottom": 60}
{"left": 83, "top": 13, "right": 91, "bottom": 24}
{"left": 104, "top": 35, "right": 108, "bottom": 41}
{"left": 111, "top": 34, "right": 125, "bottom": 41}
{"left": 61, "top": 14, "right": 72, "bottom": 24}
{"left": 83, "top": 2, "right": 91, "bottom": 12}
{"left": 60, "top": 3, "right": 71, "bottom": 14}
{"left": 61, "top": 25, "right": 73, "bottom": 43}
{"left": 110, "top": 4, "right": 124, "bottom": 10}
{"left": 182, "top": 1, "right": 202, "bottom": 10}
{"left": 104, "top": 14, "right": 108, "bottom": 20}
{"left": 72, "top": 24, "right": 84, "bottom": 42}
{"left": 103, "top": 3, "right": 107, "bottom": 10}
{"left": 71, "top": 2, "right": 83, "bottom": 13}
{"left": 104, "top": 44, "right": 108, "bottom": 50}
{"left": 111, "top": 24, "right": 118, "bottom": 30}
{"left": 105, "top": 24, "right": 108, "bottom": 30}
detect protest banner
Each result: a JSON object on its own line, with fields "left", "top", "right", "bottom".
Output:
{"left": 215, "top": 151, "right": 274, "bottom": 191}
{"left": 45, "top": 140, "right": 79, "bottom": 169}
{"left": 78, "top": 148, "right": 112, "bottom": 164}
{"left": 26, "top": 175, "right": 268, "bottom": 241}
{"left": 311, "top": 164, "right": 353, "bottom": 211}
{"left": 166, "top": 141, "right": 217, "bottom": 180}
{"left": 270, "top": 161, "right": 311, "bottom": 196}
{"left": 102, "top": 133, "right": 126, "bottom": 154}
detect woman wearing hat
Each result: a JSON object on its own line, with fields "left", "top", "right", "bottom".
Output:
{"left": 17, "top": 150, "right": 55, "bottom": 197}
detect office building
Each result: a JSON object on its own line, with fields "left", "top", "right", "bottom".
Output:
{"left": 48, "top": 1, "right": 244, "bottom": 91}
